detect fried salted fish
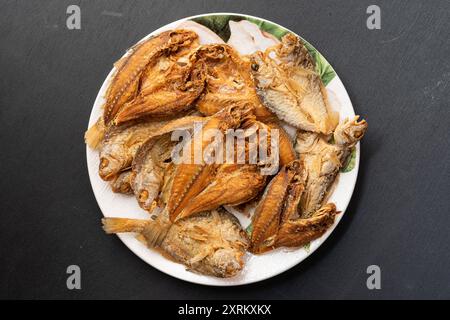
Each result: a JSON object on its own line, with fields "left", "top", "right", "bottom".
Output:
{"left": 98, "top": 115, "right": 205, "bottom": 181}
{"left": 85, "top": 29, "right": 202, "bottom": 149}
{"left": 131, "top": 134, "right": 176, "bottom": 211}
{"left": 295, "top": 116, "right": 367, "bottom": 217}
{"left": 193, "top": 44, "right": 275, "bottom": 122}
{"left": 102, "top": 208, "right": 248, "bottom": 278}
{"left": 251, "top": 33, "right": 338, "bottom": 134}
{"left": 104, "top": 29, "right": 200, "bottom": 125}
{"left": 249, "top": 160, "right": 339, "bottom": 254}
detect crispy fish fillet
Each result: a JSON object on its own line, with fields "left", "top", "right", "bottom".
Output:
{"left": 85, "top": 30, "right": 201, "bottom": 148}
{"left": 251, "top": 33, "right": 337, "bottom": 134}
{"left": 115, "top": 49, "right": 206, "bottom": 124}
{"left": 241, "top": 118, "right": 297, "bottom": 167}
{"left": 99, "top": 121, "right": 164, "bottom": 180}
{"left": 193, "top": 44, "right": 275, "bottom": 122}
{"left": 249, "top": 160, "right": 339, "bottom": 253}
{"left": 98, "top": 115, "right": 205, "bottom": 180}
{"left": 167, "top": 103, "right": 254, "bottom": 222}
{"left": 177, "top": 164, "right": 267, "bottom": 220}
{"left": 275, "top": 203, "right": 338, "bottom": 248}
{"left": 85, "top": 117, "right": 106, "bottom": 149}
{"left": 103, "top": 29, "right": 199, "bottom": 125}
{"left": 102, "top": 208, "right": 248, "bottom": 278}
{"left": 295, "top": 116, "right": 368, "bottom": 217}
{"left": 267, "top": 122, "right": 297, "bottom": 166}
{"left": 132, "top": 134, "right": 176, "bottom": 211}
{"left": 250, "top": 160, "right": 304, "bottom": 253}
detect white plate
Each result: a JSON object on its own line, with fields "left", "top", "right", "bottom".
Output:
{"left": 86, "top": 13, "right": 360, "bottom": 286}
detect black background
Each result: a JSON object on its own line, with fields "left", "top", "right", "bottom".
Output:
{"left": 1, "top": 0, "right": 449, "bottom": 299}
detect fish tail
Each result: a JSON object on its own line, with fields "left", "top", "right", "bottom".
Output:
{"left": 141, "top": 209, "right": 171, "bottom": 247}
{"left": 141, "top": 218, "right": 171, "bottom": 247}
{"left": 85, "top": 117, "right": 105, "bottom": 149}
{"left": 102, "top": 218, "right": 148, "bottom": 234}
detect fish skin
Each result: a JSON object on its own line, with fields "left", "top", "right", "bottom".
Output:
{"left": 177, "top": 164, "right": 267, "bottom": 220}
{"left": 161, "top": 208, "right": 248, "bottom": 277}
{"left": 275, "top": 203, "right": 338, "bottom": 248}
{"left": 115, "top": 53, "right": 206, "bottom": 124}
{"left": 250, "top": 33, "right": 334, "bottom": 134}
{"left": 99, "top": 121, "right": 165, "bottom": 180}
{"left": 239, "top": 118, "right": 297, "bottom": 170}
{"left": 98, "top": 116, "right": 206, "bottom": 181}
{"left": 169, "top": 164, "right": 217, "bottom": 221}
{"left": 250, "top": 160, "right": 303, "bottom": 253}
{"left": 274, "top": 123, "right": 297, "bottom": 166}
{"left": 102, "top": 208, "right": 248, "bottom": 278}
{"left": 110, "top": 170, "right": 134, "bottom": 194}
{"left": 295, "top": 116, "right": 368, "bottom": 217}
{"left": 248, "top": 160, "right": 340, "bottom": 253}
{"left": 264, "top": 121, "right": 297, "bottom": 167}
{"left": 103, "top": 29, "right": 199, "bottom": 125}
{"left": 227, "top": 20, "right": 279, "bottom": 55}
{"left": 132, "top": 134, "right": 175, "bottom": 211}
{"left": 85, "top": 117, "right": 106, "bottom": 150}
{"left": 167, "top": 103, "right": 254, "bottom": 222}
{"left": 192, "top": 44, "right": 276, "bottom": 122}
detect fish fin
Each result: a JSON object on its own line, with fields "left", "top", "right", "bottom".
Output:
{"left": 102, "top": 218, "right": 148, "bottom": 234}
{"left": 141, "top": 221, "right": 171, "bottom": 247}
{"left": 189, "top": 248, "right": 212, "bottom": 264}
{"left": 85, "top": 117, "right": 105, "bottom": 149}
{"left": 135, "top": 234, "right": 147, "bottom": 245}
{"left": 320, "top": 82, "right": 339, "bottom": 133}
{"left": 275, "top": 203, "right": 338, "bottom": 248}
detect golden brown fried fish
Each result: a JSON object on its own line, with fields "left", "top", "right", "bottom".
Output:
{"left": 110, "top": 170, "right": 134, "bottom": 194}
{"left": 249, "top": 160, "right": 339, "bottom": 253}
{"left": 132, "top": 134, "right": 176, "bottom": 211}
{"left": 104, "top": 29, "right": 200, "bottom": 124}
{"left": 193, "top": 44, "right": 275, "bottom": 122}
{"left": 102, "top": 208, "right": 248, "bottom": 278}
{"left": 251, "top": 33, "right": 338, "bottom": 134}
{"left": 295, "top": 116, "right": 367, "bottom": 217}
{"left": 98, "top": 115, "right": 206, "bottom": 181}
{"left": 167, "top": 103, "right": 254, "bottom": 222}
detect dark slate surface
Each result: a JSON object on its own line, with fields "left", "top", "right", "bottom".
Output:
{"left": 0, "top": 0, "right": 449, "bottom": 299}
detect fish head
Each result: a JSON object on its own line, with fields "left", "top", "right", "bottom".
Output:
{"left": 334, "top": 116, "right": 368, "bottom": 146}
{"left": 99, "top": 156, "right": 124, "bottom": 180}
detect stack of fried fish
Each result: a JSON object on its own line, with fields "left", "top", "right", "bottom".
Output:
{"left": 85, "top": 29, "right": 367, "bottom": 278}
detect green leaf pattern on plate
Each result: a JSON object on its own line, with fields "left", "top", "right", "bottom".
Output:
{"left": 304, "top": 42, "right": 336, "bottom": 86}
{"left": 341, "top": 147, "right": 356, "bottom": 173}
{"left": 303, "top": 242, "right": 311, "bottom": 253}
{"left": 245, "top": 223, "right": 253, "bottom": 237}
{"left": 192, "top": 15, "right": 233, "bottom": 41}
{"left": 190, "top": 14, "right": 336, "bottom": 85}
